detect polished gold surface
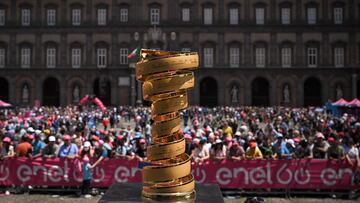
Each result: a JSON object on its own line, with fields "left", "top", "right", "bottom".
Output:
{"left": 136, "top": 49, "right": 199, "bottom": 202}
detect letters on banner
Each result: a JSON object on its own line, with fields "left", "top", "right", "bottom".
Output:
{"left": 0, "top": 158, "right": 359, "bottom": 189}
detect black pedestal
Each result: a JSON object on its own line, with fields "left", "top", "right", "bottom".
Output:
{"left": 98, "top": 182, "right": 224, "bottom": 203}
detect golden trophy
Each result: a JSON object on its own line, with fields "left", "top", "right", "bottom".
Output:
{"left": 136, "top": 49, "right": 199, "bottom": 202}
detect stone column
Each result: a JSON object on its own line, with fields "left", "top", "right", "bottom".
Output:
{"left": 244, "top": 77, "right": 251, "bottom": 105}
{"left": 111, "top": 33, "right": 119, "bottom": 66}
{"left": 270, "top": 79, "right": 277, "bottom": 106}
{"left": 9, "top": 34, "right": 16, "bottom": 65}
{"left": 111, "top": 0, "right": 117, "bottom": 24}
{"left": 35, "top": 33, "right": 42, "bottom": 66}
{"left": 218, "top": 0, "right": 224, "bottom": 23}
{"left": 8, "top": 79, "right": 16, "bottom": 103}
{"left": 270, "top": 32, "right": 277, "bottom": 66}
{"left": 295, "top": 32, "right": 303, "bottom": 66}
{"left": 348, "top": 0, "right": 354, "bottom": 20}
{"left": 36, "top": 76, "right": 42, "bottom": 103}
{"left": 86, "top": 33, "right": 93, "bottom": 66}
{"left": 297, "top": 78, "right": 304, "bottom": 106}
{"left": 352, "top": 74, "right": 357, "bottom": 98}
{"left": 36, "top": 0, "right": 41, "bottom": 25}
{"left": 244, "top": 33, "right": 251, "bottom": 66}
{"left": 218, "top": 33, "right": 225, "bottom": 66}
{"left": 322, "top": 33, "right": 330, "bottom": 66}
{"left": 60, "top": 34, "right": 67, "bottom": 66}
{"left": 130, "top": 73, "right": 136, "bottom": 106}
{"left": 295, "top": 0, "right": 302, "bottom": 24}
{"left": 322, "top": 0, "right": 328, "bottom": 23}
{"left": 244, "top": 0, "right": 250, "bottom": 22}
{"left": 270, "top": 0, "right": 276, "bottom": 24}
{"left": 349, "top": 32, "right": 356, "bottom": 65}
{"left": 11, "top": 0, "right": 17, "bottom": 23}
{"left": 86, "top": 0, "right": 93, "bottom": 24}
{"left": 60, "top": 76, "right": 67, "bottom": 106}
{"left": 60, "top": 0, "right": 67, "bottom": 23}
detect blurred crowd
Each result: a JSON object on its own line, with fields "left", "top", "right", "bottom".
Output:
{"left": 0, "top": 106, "right": 359, "bottom": 168}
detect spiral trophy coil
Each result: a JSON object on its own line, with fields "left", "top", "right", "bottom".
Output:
{"left": 136, "top": 49, "right": 199, "bottom": 202}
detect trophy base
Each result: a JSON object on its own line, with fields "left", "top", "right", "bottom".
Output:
{"left": 98, "top": 182, "right": 224, "bottom": 203}
{"left": 142, "top": 190, "right": 196, "bottom": 203}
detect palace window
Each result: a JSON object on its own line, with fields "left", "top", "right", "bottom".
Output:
{"left": 150, "top": 8, "right": 160, "bottom": 25}
{"left": 255, "top": 47, "right": 266, "bottom": 67}
{"left": 229, "top": 47, "right": 240, "bottom": 68}
{"left": 21, "top": 47, "right": 31, "bottom": 68}
{"left": 182, "top": 8, "right": 190, "bottom": 22}
{"left": 204, "top": 47, "right": 214, "bottom": 67}
{"left": 281, "top": 47, "right": 292, "bottom": 68}
{"left": 72, "top": 9, "right": 81, "bottom": 25}
{"left": 47, "top": 9, "right": 56, "bottom": 26}
{"left": 120, "top": 48, "right": 128, "bottom": 64}
{"left": 120, "top": 8, "right": 128, "bottom": 22}
{"left": 21, "top": 8, "right": 31, "bottom": 26}
{"left": 71, "top": 48, "right": 81, "bottom": 68}
{"left": 46, "top": 47, "right": 56, "bottom": 68}
{"left": 229, "top": 8, "right": 239, "bottom": 25}
{"left": 307, "top": 47, "right": 318, "bottom": 67}
{"left": 204, "top": 8, "right": 213, "bottom": 25}
{"left": 97, "top": 8, "right": 107, "bottom": 25}
{"left": 97, "top": 48, "right": 107, "bottom": 68}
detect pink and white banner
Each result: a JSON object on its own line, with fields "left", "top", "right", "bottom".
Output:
{"left": 0, "top": 158, "right": 359, "bottom": 189}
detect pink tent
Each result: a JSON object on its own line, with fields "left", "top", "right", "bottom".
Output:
{"left": 348, "top": 98, "right": 360, "bottom": 107}
{"left": 0, "top": 100, "right": 12, "bottom": 107}
{"left": 332, "top": 98, "right": 349, "bottom": 106}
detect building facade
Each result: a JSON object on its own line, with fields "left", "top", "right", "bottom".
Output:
{"left": 0, "top": 0, "right": 360, "bottom": 107}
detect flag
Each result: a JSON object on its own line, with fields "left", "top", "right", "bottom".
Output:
{"left": 128, "top": 48, "right": 140, "bottom": 59}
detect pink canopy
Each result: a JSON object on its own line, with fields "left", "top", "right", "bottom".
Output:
{"left": 0, "top": 100, "right": 12, "bottom": 107}
{"left": 348, "top": 98, "right": 360, "bottom": 107}
{"left": 332, "top": 98, "right": 349, "bottom": 106}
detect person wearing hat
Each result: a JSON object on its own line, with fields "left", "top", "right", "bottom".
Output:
{"left": 184, "top": 134, "right": 194, "bottom": 156}
{"left": 58, "top": 134, "right": 79, "bottom": 158}
{"left": 327, "top": 137, "right": 344, "bottom": 160}
{"left": 32, "top": 131, "right": 46, "bottom": 156}
{"left": 210, "top": 139, "right": 227, "bottom": 161}
{"left": 135, "top": 139, "right": 147, "bottom": 161}
{"left": 0, "top": 137, "right": 15, "bottom": 159}
{"left": 80, "top": 149, "right": 94, "bottom": 199}
{"left": 227, "top": 141, "right": 245, "bottom": 161}
{"left": 41, "top": 136, "right": 59, "bottom": 158}
{"left": 246, "top": 139, "right": 263, "bottom": 160}
{"left": 272, "top": 134, "right": 292, "bottom": 160}
{"left": 311, "top": 132, "right": 329, "bottom": 159}
{"left": 115, "top": 135, "right": 134, "bottom": 160}
{"left": 16, "top": 135, "right": 33, "bottom": 157}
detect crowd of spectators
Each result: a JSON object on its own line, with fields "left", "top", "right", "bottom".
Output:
{"left": 0, "top": 106, "right": 359, "bottom": 168}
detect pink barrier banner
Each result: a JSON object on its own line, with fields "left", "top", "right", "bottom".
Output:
{"left": 0, "top": 158, "right": 359, "bottom": 189}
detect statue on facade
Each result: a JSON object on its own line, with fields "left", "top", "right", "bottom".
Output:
{"left": 22, "top": 84, "right": 29, "bottom": 103}
{"left": 336, "top": 85, "right": 343, "bottom": 99}
{"left": 283, "top": 84, "right": 290, "bottom": 103}
{"left": 73, "top": 85, "right": 80, "bottom": 103}
{"left": 230, "top": 85, "right": 238, "bottom": 103}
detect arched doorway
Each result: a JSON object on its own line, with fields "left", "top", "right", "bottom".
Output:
{"left": 200, "top": 77, "right": 218, "bottom": 107}
{"left": 251, "top": 77, "right": 269, "bottom": 106}
{"left": 0, "top": 77, "right": 9, "bottom": 101}
{"left": 304, "top": 77, "right": 322, "bottom": 106}
{"left": 93, "top": 78, "right": 111, "bottom": 106}
{"left": 43, "top": 77, "right": 60, "bottom": 106}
